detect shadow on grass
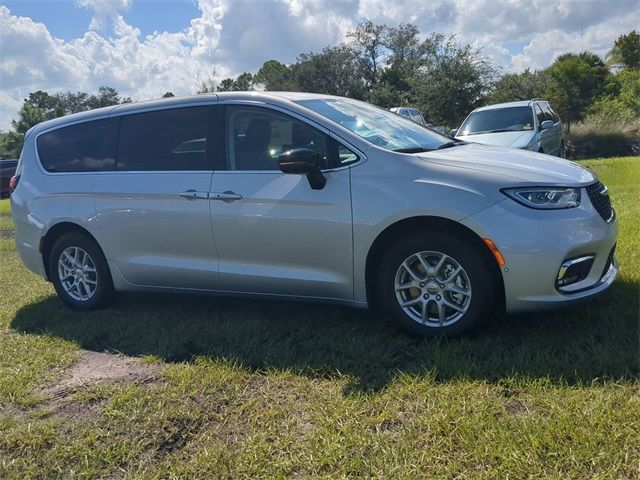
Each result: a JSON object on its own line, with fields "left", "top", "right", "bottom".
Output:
{"left": 11, "top": 279, "right": 639, "bottom": 393}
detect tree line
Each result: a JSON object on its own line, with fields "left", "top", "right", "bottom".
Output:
{"left": 1, "top": 24, "right": 638, "bottom": 159}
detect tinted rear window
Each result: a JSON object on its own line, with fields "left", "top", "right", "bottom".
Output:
{"left": 116, "top": 107, "right": 209, "bottom": 171}
{"left": 37, "top": 118, "right": 117, "bottom": 172}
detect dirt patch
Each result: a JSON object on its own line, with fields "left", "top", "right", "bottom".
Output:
{"left": 0, "top": 230, "right": 14, "bottom": 239}
{"left": 505, "top": 399, "right": 529, "bottom": 416}
{"left": 41, "top": 351, "right": 161, "bottom": 420}
{"left": 48, "top": 351, "right": 159, "bottom": 392}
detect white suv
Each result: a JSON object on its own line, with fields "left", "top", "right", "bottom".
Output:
{"left": 452, "top": 100, "right": 565, "bottom": 158}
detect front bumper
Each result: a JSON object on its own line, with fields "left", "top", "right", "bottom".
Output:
{"left": 462, "top": 195, "right": 618, "bottom": 314}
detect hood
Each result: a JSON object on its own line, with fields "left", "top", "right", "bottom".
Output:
{"left": 456, "top": 130, "right": 535, "bottom": 148}
{"left": 418, "top": 143, "right": 595, "bottom": 185}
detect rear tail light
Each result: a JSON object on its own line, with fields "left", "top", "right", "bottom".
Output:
{"left": 9, "top": 175, "right": 19, "bottom": 193}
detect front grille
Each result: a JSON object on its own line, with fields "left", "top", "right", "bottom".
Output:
{"left": 586, "top": 182, "right": 614, "bottom": 222}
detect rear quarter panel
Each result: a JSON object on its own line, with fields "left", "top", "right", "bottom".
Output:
{"left": 11, "top": 130, "right": 101, "bottom": 279}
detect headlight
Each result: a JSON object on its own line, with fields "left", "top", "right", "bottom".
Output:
{"left": 501, "top": 187, "right": 581, "bottom": 209}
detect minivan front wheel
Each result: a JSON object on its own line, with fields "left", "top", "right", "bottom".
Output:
{"left": 377, "top": 232, "right": 495, "bottom": 337}
{"left": 49, "top": 232, "right": 114, "bottom": 310}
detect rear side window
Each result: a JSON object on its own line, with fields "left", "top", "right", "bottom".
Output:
{"left": 37, "top": 118, "right": 117, "bottom": 172}
{"left": 542, "top": 103, "right": 558, "bottom": 122}
{"left": 534, "top": 105, "right": 546, "bottom": 125}
{"left": 117, "top": 107, "right": 209, "bottom": 171}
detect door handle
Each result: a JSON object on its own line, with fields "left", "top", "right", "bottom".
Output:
{"left": 210, "top": 191, "right": 243, "bottom": 203}
{"left": 179, "top": 190, "right": 209, "bottom": 200}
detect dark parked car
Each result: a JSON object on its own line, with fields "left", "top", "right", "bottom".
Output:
{"left": 0, "top": 159, "right": 19, "bottom": 199}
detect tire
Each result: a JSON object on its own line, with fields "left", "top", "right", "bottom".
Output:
{"left": 376, "top": 231, "right": 496, "bottom": 337}
{"left": 49, "top": 232, "right": 114, "bottom": 310}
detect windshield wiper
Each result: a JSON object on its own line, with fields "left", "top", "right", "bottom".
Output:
{"left": 436, "top": 140, "right": 467, "bottom": 150}
{"left": 393, "top": 147, "right": 431, "bottom": 153}
{"left": 467, "top": 129, "right": 518, "bottom": 135}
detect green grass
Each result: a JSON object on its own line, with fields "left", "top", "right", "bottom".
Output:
{"left": 0, "top": 198, "right": 12, "bottom": 231}
{"left": 1, "top": 157, "right": 639, "bottom": 479}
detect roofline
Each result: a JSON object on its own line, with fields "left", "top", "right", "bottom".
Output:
{"left": 26, "top": 91, "right": 354, "bottom": 136}
{"left": 473, "top": 99, "right": 549, "bottom": 112}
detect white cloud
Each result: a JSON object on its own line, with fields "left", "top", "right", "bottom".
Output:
{"left": 0, "top": 0, "right": 639, "bottom": 129}
{"left": 75, "top": 0, "right": 131, "bottom": 30}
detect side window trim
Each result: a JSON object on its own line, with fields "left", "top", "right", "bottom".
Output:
{"left": 542, "top": 103, "right": 557, "bottom": 123}
{"left": 534, "top": 104, "right": 545, "bottom": 127}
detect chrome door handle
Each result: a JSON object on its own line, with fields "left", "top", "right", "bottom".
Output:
{"left": 179, "top": 190, "right": 209, "bottom": 200}
{"left": 210, "top": 191, "right": 243, "bottom": 203}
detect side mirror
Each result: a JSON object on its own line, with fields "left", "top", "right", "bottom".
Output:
{"left": 540, "top": 120, "right": 554, "bottom": 130}
{"left": 450, "top": 129, "right": 458, "bottom": 137}
{"left": 278, "top": 148, "right": 326, "bottom": 190}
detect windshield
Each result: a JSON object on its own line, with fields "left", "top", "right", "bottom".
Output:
{"left": 459, "top": 106, "right": 534, "bottom": 135}
{"left": 295, "top": 98, "right": 451, "bottom": 152}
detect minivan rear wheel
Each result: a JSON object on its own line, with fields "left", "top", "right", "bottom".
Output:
{"left": 49, "top": 232, "right": 114, "bottom": 310}
{"left": 376, "top": 231, "right": 496, "bottom": 337}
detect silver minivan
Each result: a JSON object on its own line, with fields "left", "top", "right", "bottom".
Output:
{"left": 452, "top": 100, "right": 565, "bottom": 157}
{"left": 10, "top": 93, "right": 617, "bottom": 336}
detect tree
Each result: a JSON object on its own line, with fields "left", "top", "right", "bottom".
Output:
{"left": 195, "top": 68, "right": 218, "bottom": 93}
{"left": 254, "top": 60, "right": 291, "bottom": 90}
{"left": 216, "top": 78, "right": 236, "bottom": 92}
{"left": 374, "top": 24, "right": 423, "bottom": 105}
{"left": 607, "top": 30, "right": 640, "bottom": 70}
{"left": 385, "top": 23, "right": 422, "bottom": 72}
{"left": 290, "top": 45, "right": 367, "bottom": 99}
{"left": 411, "top": 34, "right": 496, "bottom": 127}
{"left": 1, "top": 87, "right": 131, "bottom": 158}
{"left": 215, "top": 73, "right": 254, "bottom": 92}
{"left": 0, "top": 103, "right": 46, "bottom": 158}
{"left": 586, "top": 68, "right": 640, "bottom": 125}
{"left": 87, "top": 86, "right": 130, "bottom": 109}
{"left": 233, "top": 72, "right": 253, "bottom": 91}
{"left": 544, "top": 52, "right": 608, "bottom": 131}
{"left": 488, "top": 69, "right": 551, "bottom": 103}
{"left": 348, "top": 21, "right": 387, "bottom": 85}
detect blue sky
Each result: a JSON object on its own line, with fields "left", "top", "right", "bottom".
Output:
{"left": 1, "top": 0, "right": 638, "bottom": 129}
{"left": 3, "top": 0, "right": 199, "bottom": 39}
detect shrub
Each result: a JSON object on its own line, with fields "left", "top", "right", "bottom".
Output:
{"left": 566, "top": 122, "right": 639, "bottom": 159}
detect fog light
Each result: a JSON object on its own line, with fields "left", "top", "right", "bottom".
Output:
{"left": 556, "top": 255, "right": 595, "bottom": 287}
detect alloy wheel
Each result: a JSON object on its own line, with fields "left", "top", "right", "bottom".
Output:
{"left": 394, "top": 250, "right": 472, "bottom": 327}
{"left": 57, "top": 246, "right": 98, "bottom": 301}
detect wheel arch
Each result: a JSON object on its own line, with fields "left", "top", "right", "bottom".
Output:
{"left": 40, "top": 222, "right": 102, "bottom": 281}
{"left": 364, "top": 215, "right": 505, "bottom": 311}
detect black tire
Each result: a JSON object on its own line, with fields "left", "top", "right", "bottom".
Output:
{"left": 49, "top": 232, "right": 114, "bottom": 310}
{"left": 376, "top": 230, "right": 497, "bottom": 337}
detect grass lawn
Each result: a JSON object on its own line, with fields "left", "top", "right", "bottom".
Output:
{"left": 0, "top": 157, "right": 638, "bottom": 479}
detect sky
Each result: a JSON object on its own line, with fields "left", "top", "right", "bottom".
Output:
{"left": 0, "top": 0, "right": 638, "bottom": 130}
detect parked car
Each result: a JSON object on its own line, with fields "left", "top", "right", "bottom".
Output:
{"left": 390, "top": 107, "right": 427, "bottom": 126}
{"left": 391, "top": 107, "right": 448, "bottom": 135}
{"left": 11, "top": 93, "right": 617, "bottom": 337}
{"left": 0, "top": 159, "right": 19, "bottom": 199}
{"left": 452, "top": 100, "right": 565, "bottom": 157}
